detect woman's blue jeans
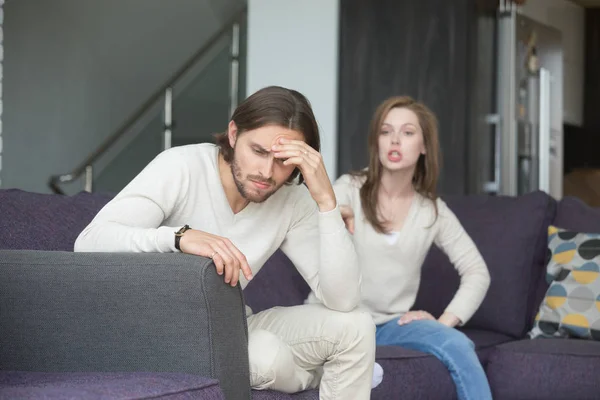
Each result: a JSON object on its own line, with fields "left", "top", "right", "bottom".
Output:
{"left": 376, "top": 319, "right": 492, "bottom": 400}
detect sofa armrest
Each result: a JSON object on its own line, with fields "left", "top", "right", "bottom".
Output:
{"left": 0, "top": 250, "right": 250, "bottom": 400}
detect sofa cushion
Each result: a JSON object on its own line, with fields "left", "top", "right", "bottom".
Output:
{"left": 461, "top": 329, "right": 514, "bottom": 348}
{"left": 413, "top": 191, "right": 556, "bottom": 338}
{"left": 371, "top": 329, "right": 510, "bottom": 400}
{"left": 244, "top": 250, "right": 311, "bottom": 313}
{"left": 461, "top": 329, "right": 514, "bottom": 365}
{"left": 0, "top": 189, "right": 112, "bottom": 251}
{"left": 250, "top": 332, "right": 510, "bottom": 400}
{"left": 0, "top": 371, "right": 225, "bottom": 399}
{"left": 375, "top": 328, "right": 511, "bottom": 369}
{"left": 487, "top": 338, "right": 600, "bottom": 400}
{"left": 373, "top": 346, "right": 457, "bottom": 400}
{"left": 529, "top": 226, "right": 600, "bottom": 341}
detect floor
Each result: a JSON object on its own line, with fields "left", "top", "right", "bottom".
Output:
{"left": 563, "top": 168, "right": 600, "bottom": 207}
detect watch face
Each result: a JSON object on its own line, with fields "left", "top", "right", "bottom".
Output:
{"left": 176, "top": 225, "right": 191, "bottom": 236}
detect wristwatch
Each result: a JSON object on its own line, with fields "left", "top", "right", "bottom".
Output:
{"left": 174, "top": 224, "right": 191, "bottom": 251}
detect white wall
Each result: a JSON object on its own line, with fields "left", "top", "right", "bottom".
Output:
{"left": 518, "top": 0, "right": 585, "bottom": 126}
{"left": 246, "top": 0, "right": 339, "bottom": 178}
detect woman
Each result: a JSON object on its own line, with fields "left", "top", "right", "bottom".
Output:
{"left": 308, "top": 96, "right": 492, "bottom": 399}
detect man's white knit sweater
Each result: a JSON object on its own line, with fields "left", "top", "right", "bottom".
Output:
{"left": 74, "top": 143, "right": 361, "bottom": 312}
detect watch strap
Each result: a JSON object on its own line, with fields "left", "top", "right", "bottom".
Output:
{"left": 174, "top": 224, "right": 191, "bottom": 251}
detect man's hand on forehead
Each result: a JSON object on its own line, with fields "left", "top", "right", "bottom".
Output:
{"left": 272, "top": 138, "right": 337, "bottom": 212}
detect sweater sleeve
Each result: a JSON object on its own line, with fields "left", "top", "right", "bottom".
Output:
{"left": 74, "top": 149, "right": 190, "bottom": 253}
{"left": 433, "top": 199, "right": 491, "bottom": 325}
{"left": 280, "top": 189, "right": 361, "bottom": 312}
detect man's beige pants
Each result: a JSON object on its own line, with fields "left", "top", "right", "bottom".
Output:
{"left": 247, "top": 303, "right": 376, "bottom": 399}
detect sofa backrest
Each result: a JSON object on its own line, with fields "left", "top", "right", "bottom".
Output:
{"left": 243, "top": 249, "right": 311, "bottom": 313}
{"left": 0, "top": 189, "right": 112, "bottom": 251}
{"left": 413, "top": 190, "right": 557, "bottom": 338}
{"left": 245, "top": 190, "right": 558, "bottom": 339}
{"left": 554, "top": 196, "right": 600, "bottom": 232}
{"left": 0, "top": 187, "right": 308, "bottom": 313}
{"left": 5, "top": 186, "right": 574, "bottom": 340}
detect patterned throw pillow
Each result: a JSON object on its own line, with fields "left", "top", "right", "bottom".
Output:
{"left": 529, "top": 225, "right": 600, "bottom": 340}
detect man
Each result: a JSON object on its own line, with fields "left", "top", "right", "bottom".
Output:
{"left": 75, "top": 86, "right": 376, "bottom": 399}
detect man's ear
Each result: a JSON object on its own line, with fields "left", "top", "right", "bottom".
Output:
{"left": 228, "top": 120, "right": 238, "bottom": 148}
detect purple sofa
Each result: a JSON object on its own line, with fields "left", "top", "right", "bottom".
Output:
{"left": 1, "top": 187, "right": 600, "bottom": 399}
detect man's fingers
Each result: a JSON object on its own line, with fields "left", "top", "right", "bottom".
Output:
{"left": 281, "top": 154, "right": 318, "bottom": 171}
{"left": 211, "top": 251, "right": 225, "bottom": 276}
{"left": 241, "top": 263, "right": 253, "bottom": 281}
{"left": 282, "top": 156, "right": 305, "bottom": 167}
{"left": 274, "top": 148, "right": 318, "bottom": 164}
{"left": 222, "top": 252, "right": 236, "bottom": 284}
{"left": 181, "top": 231, "right": 251, "bottom": 286}
{"left": 228, "top": 251, "right": 241, "bottom": 286}
{"left": 273, "top": 149, "right": 306, "bottom": 158}
{"left": 213, "top": 243, "right": 237, "bottom": 284}
{"left": 230, "top": 266, "right": 240, "bottom": 287}
{"left": 272, "top": 140, "right": 316, "bottom": 156}
{"left": 223, "top": 240, "right": 253, "bottom": 281}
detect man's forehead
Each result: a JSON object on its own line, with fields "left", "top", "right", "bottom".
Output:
{"left": 243, "top": 127, "right": 304, "bottom": 147}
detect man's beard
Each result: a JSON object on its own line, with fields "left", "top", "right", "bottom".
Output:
{"left": 231, "top": 153, "right": 278, "bottom": 203}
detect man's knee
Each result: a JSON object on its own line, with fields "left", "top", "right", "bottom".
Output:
{"left": 248, "top": 329, "right": 283, "bottom": 386}
{"left": 248, "top": 329, "right": 316, "bottom": 392}
{"left": 323, "top": 308, "right": 376, "bottom": 352}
